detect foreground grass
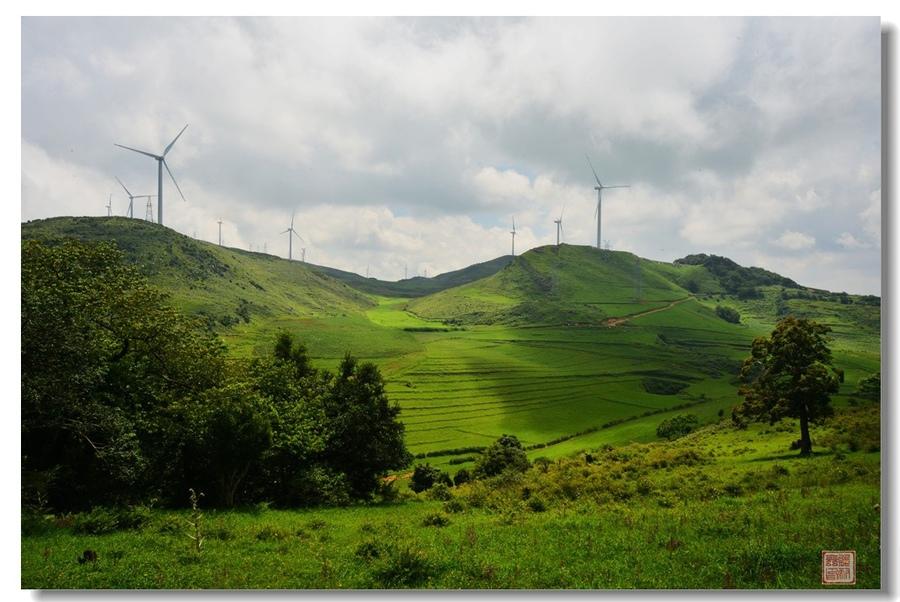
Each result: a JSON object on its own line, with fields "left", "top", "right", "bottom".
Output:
{"left": 23, "top": 408, "right": 880, "bottom": 590}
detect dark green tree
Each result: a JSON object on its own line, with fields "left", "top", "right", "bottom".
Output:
{"left": 320, "top": 354, "right": 412, "bottom": 498}
{"left": 737, "top": 316, "right": 840, "bottom": 456}
{"left": 474, "top": 434, "right": 530, "bottom": 478}
{"left": 409, "top": 464, "right": 442, "bottom": 493}
{"left": 193, "top": 384, "right": 273, "bottom": 508}
{"left": 22, "top": 240, "right": 225, "bottom": 509}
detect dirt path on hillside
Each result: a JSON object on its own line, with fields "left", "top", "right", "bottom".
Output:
{"left": 603, "top": 297, "right": 692, "bottom": 328}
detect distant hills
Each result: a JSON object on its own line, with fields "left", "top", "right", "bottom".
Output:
{"left": 21, "top": 215, "right": 878, "bottom": 337}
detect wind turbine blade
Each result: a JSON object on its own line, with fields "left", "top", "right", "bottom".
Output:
{"left": 560, "top": 204, "right": 566, "bottom": 220}
{"left": 115, "top": 176, "right": 133, "bottom": 198}
{"left": 292, "top": 230, "right": 305, "bottom": 242}
{"left": 290, "top": 210, "right": 295, "bottom": 230}
{"left": 163, "top": 160, "right": 187, "bottom": 202}
{"left": 281, "top": 229, "right": 291, "bottom": 234}
{"left": 115, "top": 143, "right": 160, "bottom": 160}
{"left": 585, "top": 154, "right": 603, "bottom": 187}
{"left": 163, "top": 124, "right": 189, "bottom": 157}
{"left": 604, "top": 185, "right": 631, "bottom": 189}
{"left": 593, "top": 202, "right": 598, "bottom": 219}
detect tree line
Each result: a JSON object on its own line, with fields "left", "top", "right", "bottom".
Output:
{"left": 22, "top": 240, "right": 410, "bottom": 510}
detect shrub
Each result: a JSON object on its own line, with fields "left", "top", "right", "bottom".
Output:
{"left": 410, "top": 464, "right": 442, "bottom": 493}
{"left": 255, "top": 526, "right": 289, "bottom": 541}
{"left": 656, "top": 414, "right": 699, "bottom": 440}
{"left": 715, "top": 305, "right": 741, "bottom": 323}
{"left": 526, "top": 497, "right": 547, "bottom": 512}
{"left": 72, "top": 507, "right": 120, "bottom": 535}
{"left": 474, "top": 435, "right": 530, "bottom": 478}
{"left": 443, "top": 499, "right": 465, "bottom": 514}
{"left": 426, "top": 483, "right": 453, "bottom": 501}
{"left": 453, "top": 468, "right": 472, "bottom": 487}
{"left": 370, "top": 545, "right": 436, "bottom": 588}
{"left": 421, "top": 512, "right": 451, "bottom": 528}
{"left": 355, "top": 540, "right": 382, "bottom": 561}
{"left": 642, "top": 378, "right": 690, "bottom": 395}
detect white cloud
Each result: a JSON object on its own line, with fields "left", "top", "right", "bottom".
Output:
{"left": 773, "top": 230, "right": 815, "bottom": 250}
{"left": 836, "top": 232, "right": 869, "bottom": 250}
{"left": 20, "top": 17, "right": 882, "bottom": 294}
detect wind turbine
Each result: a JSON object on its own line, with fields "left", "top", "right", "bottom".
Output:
{"left": 105, "top": 194, "right": 112, "bottom": 217}
{"left": 115, "top": 177, "right": 156, "bottom": 219}
{"left": 554, "top": 205, "right": 565, "bottom": 247}
{"left": 115, "top": 124, "right": 189, "bottom": 225}
{"left": 510, "top": 217, "right": 517, "bottom": 257}
{"left": 586, "top": 154, "right": 629, "bottom": 249}
{"left": 281, "top": 211, "right": 303, "bottom": 260}
{"left": 217, "top": 219, "right": 223, "bottom": 246}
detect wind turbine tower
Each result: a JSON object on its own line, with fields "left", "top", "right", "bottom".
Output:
{"left": 281, "top": 211, "right": 303, "bottom": 260}
{"left": 586, "top": 155, "right": 630, "bottom": 249}
{"left": 144, "top": 198, "right": 154, "bottom": 222}
{"left": 115, "top": 177, "right": 155, "bottom": 219}
{"left": 301, "top": 248, "right": 306, "bottom": 263}
{"left": 106, "top": 194, "right": 112, "bottom": 217}
{"left": 115, "top": 124, "right": 189, "bottom": 226}
{"left": 554, "top": 205, "right": 565, "bottom": 247}
{"left": 217, "top": 219, "right": 223, "bottom": 246}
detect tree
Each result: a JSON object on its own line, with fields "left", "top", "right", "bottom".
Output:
{"left": 410, "top": 464, "right": 441, "bottom": 493}
{"left": 21, "top": 240, "right": 225, "bottom": 509}
{"left": 474, "top": 434, "right": 530, "bottom": 478}
{"left": 320, "top": 354, "right": 412, "bottom": 498}
{"left": 715, "top": 305, "right": 741, "bottom": 324}
{"left": 736, "top": 316, "right": 840, "bottom": 456}
{"left": 193, "top": 384, "right": 273, "bottom": 508}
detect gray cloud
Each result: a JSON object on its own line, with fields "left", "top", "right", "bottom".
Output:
{"left": 21, "top": 16, "right": 881, "bottom": 293}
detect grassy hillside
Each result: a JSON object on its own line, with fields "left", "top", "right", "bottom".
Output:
{"left": 22, "top": 405, "right": 880, "bottom": 588}
{"left": 310, "top": 255, "right": 513, "bottom": 298}
{"left": 408, "top": 245, "right": 717, "bottom": 325}
{"left": 21, "top": 217, "right": 880, "bottom": 465}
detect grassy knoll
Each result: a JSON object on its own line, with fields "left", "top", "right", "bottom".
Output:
{"left": 22, "top": 406, "right": 880, "bottom": 589}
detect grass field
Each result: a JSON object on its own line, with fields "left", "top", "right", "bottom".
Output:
{"left": 22, "top": 408, "right": 880, "bottom": 589}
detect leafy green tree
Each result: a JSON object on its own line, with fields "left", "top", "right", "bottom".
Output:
{"left": 22, "top": 240, "right": 225, "bottom": 509}
{"left": 320, "top": 354, "right": 412, "bottom": 498}
{"left": 737, "top": 316, "right": 841, "bottom": 456}
{"left": 474, "top": 434, "right": 530, "bottom": 478}
{"left": 715, "top": 305, "right": 741, "bottom": 324}
{"left": 193, "top": 384, "right": 273, "bottom": 507}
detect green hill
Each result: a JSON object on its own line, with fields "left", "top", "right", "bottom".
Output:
{"left": 21, "top": 216, "right": 880, "bottom": 462}
{"left": 406, "top": 244, "right": 715, "bottom": 325}
{"left": 310, "top": 255, "right": 513, "bottom": 298}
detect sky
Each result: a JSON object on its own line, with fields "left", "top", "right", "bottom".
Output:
{"left": 20, "top": 16, "right": 882, "bottom": 294}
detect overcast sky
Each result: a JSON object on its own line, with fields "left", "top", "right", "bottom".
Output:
{"left": 21, "top": 17, "right": 881, "bottom": 293}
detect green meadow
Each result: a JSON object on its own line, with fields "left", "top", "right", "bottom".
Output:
{"left": 21, "top": 217, "right": 881, "bottom": 589}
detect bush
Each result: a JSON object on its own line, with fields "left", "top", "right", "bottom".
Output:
{"left": 421, "top": 512, "right": 451, "bottom": 527}
{"left": 642, "top": 378, "right": 690, "bottom": 395}
{"left": 370, "top": 545, "right": 437, "bottom": 588}
{"left": 426, "top": 483, "right": 453, "bottom": 501}
{"left": 72, "top": 507, "right": 120, "bottom": 535}
{"left": 410, "top": 464, "right": 442, "bottom": 493}
{"left": 656, "top": 414, "right": 699, "bottom": 440}
{"left": 453, "top": 469, "right": 472, "bottom": 487}
{"left": 715, "top": 305, "right": 741, "bottom": 324}
{"left": 474, "top": 435, "right": 530, "bottom": 478}
{"left": 443, "top": 499, "right": 465, "bottom": 513}
{"left": 526, "top": 497, "right": 547, "bottom": 512}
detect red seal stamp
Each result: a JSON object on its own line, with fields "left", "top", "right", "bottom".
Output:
{"left": 822, "top": 550, "right": 856, "bottom": 585}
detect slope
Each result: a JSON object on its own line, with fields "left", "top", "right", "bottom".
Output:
{"left": 309, "top": 255, "right": 513, "bottom": 298}
{"left": 406, "top": 244, "right": 714, "bottom": 325}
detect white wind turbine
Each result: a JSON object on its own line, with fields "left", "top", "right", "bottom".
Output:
{"left": 115, "top": 177, "right": 156, "bottom": 219}
{"left": 115, "top": 124, "right": 189, "bottom": 225}
{"left": 586, "top": 154, "right": 629, "bottom": 249}
{"left": 554, "top": 205, "right": 565, "bottom": 247}
{"left": 282, "top": 210, "right": 303, "bottom": 260}
{"left": 510, "top": 217, "right": 517, "bottom": 257}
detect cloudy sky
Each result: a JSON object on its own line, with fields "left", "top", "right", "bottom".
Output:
{"left": 21, "top": 17, "right": 881, "bottom": 293}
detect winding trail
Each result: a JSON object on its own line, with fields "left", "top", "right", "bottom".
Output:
{"left": 602, "top": 296, "right": 693, "bottom": 328}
